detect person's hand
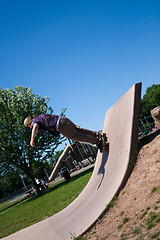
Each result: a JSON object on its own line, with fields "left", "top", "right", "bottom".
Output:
{"left": 30, "top": 138, "right": 35, "bottom": 147}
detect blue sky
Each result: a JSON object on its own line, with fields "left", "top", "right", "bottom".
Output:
{"left": 0, "top": 0, "right": 160, "bottom": 134}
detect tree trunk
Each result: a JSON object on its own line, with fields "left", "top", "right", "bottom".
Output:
{"left": 27, "top": 172, "right": 41, "bottom": 195}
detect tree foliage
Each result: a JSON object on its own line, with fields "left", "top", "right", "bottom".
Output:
{"left": 141, "top": 84, "right": 160, "bottom": 117}
{"left": 0, "top": 86, "right": 65, "bottom": 195}
{"left": 0, "top": 167, "right": 23, "bottom": 199}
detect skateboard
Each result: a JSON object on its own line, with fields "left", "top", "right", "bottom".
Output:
{"left": 102, "top": 133, "right": 109, "bottom": 152}
{"left": 98, "top": 132, "right": 109, "bottom": 152}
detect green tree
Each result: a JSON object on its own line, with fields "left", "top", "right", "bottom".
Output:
{"left": 141, "top": 84, "right": 160, "bottom": 117}
{"left": 0, "top": 86, "right": 65, "bottom": 194}
{"left": 0, "top": 167, "right": 24, "bottom": 198}
{"left": 32, "top": 159, "right": 51, "bottom": 180}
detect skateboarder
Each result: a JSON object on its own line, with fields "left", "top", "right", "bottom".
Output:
{"left": 24, "top": 114, "right": 108, "bottom": 152}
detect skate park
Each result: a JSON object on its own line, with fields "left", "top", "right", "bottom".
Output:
{"left": 3, "top": 82, "right": 142, "bottom": 240}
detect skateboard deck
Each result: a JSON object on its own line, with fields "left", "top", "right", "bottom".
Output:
{"left": 102, "top": 133, "right": 109, "bottom": 151}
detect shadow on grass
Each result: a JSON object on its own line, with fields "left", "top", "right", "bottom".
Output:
{"left": 0, "top": 197, "right": 28, "bottom": 213}
{"left": 1, "top": 167, "right": 94, "bottom": 212}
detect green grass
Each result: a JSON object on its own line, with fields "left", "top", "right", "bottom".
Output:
{"left": 0, "top": 168, "right": 93, "bottom": 238}
{"left": 73, "top": 236, "right": 87, "bottom": 240}
{"left": 122, "top": 217, "right": 129, "bottom": 224}
{"left": 146, "top": 212, "right": 158, "bottom": 230}
{"left": 117, "top": 217, "right": 130, "bottom": 229}
{"left": 120, "top": 211, "right": 124, "bottom": 216}
{"left": 0, "top": 200, "right": 11, "bottom": 212}
{"left": 133, "top": 227, "right": 141, "bottom": 235}
{"left": 151, "top": 186, "right": 159, "bottom": 195}
{"left": 107, "top": 196, "right": 118, "bottom": 210}
{"left": 149, "top": 230, "right": 160, "bottom": 239}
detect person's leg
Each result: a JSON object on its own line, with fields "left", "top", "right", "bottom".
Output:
{"left": 58, "top": 117, "right": 99, "bottom": 145}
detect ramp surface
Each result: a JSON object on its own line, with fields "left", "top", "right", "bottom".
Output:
{"left": 48, "top": 144, "right": 71, "bottom": 182}
{"left": 3, "top": 83, "right": 141, "bottom": 240}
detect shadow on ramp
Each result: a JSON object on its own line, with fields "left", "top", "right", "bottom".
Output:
{"left": 3, "top": 83, "right": 141, "bottom": 240}
{"left": 97, "top": 150, "right": 109, "bottom": 189}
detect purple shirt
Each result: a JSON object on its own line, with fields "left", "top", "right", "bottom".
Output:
{"left": 31, "top": 114, "right": 60, "bottom": 137}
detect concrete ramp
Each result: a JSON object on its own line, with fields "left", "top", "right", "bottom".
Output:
{"left": 48, "top": 144, "right": 71, "bottom": 182}
{"left": 3, "top": 83, "right": 141, "bottom": 240}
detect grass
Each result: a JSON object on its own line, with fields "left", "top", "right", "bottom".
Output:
{"left": 0, "top": 200, "right": 11, "bottom": 212}
{"left": 149, "top": 230, "right": 160, "bottom": 239}
{"left": 133, "top": 227, "right": 141, "bottom": 235}
{"left": 151, "top": 186, "right": 159, "bottom": 195}
{"left": 0, "top": 168, "right": 93, "bottom": 238}
{"left": 122, "top": 217, "right": 129, "bottom": 225}
{"left": 140, "top": 210, "right": 148, "bottom": 219}
{"left": 146, "top": 212, "right": 158, "bottom": 230}
{"left": 107, "top": 196, "right": 118, "bottom": 210}
{"left": 118, "top": 217, "right": 130, "bottom": 229}
{"left": 73, "top": 236, "right": 87, "bottom": 240}
{"left": 120, "top": 211, "right": 124, "bottom": 216}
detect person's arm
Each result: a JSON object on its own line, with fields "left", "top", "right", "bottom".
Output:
{"left": 30, "top": 123, "right": 39, "bottom": 147}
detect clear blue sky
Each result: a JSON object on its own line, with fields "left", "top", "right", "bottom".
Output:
{"left": 0, "top": 0, "right": 160, "bottom": 133}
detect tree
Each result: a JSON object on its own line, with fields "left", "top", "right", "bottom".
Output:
{"left": 141, "top": 84, "right": 160, "bottom": 117}
{"left": 0, "top": 86, "right": 65, "bottom": 194}
{"left": 0, "top": 167, "right": 24, "bottom": 199}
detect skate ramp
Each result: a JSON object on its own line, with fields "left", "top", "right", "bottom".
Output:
{"left": 3, "top": 83, "right": 141, "bottom": 240}
{"left": 48, "top": 144, "right": 71, "bottom": 182}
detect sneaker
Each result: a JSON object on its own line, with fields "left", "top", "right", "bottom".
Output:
{"left": 97, "top": 140, "right": 103, "bottom": 153}
{"left": 96, "top": 132, "right": 109, "bottom": 152}
{"left": 102, "top": 133, "right": 109, "bottom": 151}
{"left": 96, "top": 131, "right": 103, "bottom": 153}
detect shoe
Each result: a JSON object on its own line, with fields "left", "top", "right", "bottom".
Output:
{"left": 96, "top": 132, "right": 109, "bottom": 152}
{"left": 102, "top": 133, "right": 109, "bottom": 151}
{"left": 96, "top": 131, "right": 103, "bottom": 153}
{"left": 97, "top": 140, "right": 103, "bottom": 153}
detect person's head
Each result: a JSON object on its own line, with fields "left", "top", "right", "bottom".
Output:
{"left": 24, "top": 115, "right": 33, "bottom": 128}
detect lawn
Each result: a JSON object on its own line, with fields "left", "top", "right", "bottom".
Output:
{"left": 0, "top": 167, "right": 93, "bottom": 238}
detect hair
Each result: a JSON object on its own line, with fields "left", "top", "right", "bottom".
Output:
{"left": 24, "top": 115, "right": 34, "bottom": 127}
